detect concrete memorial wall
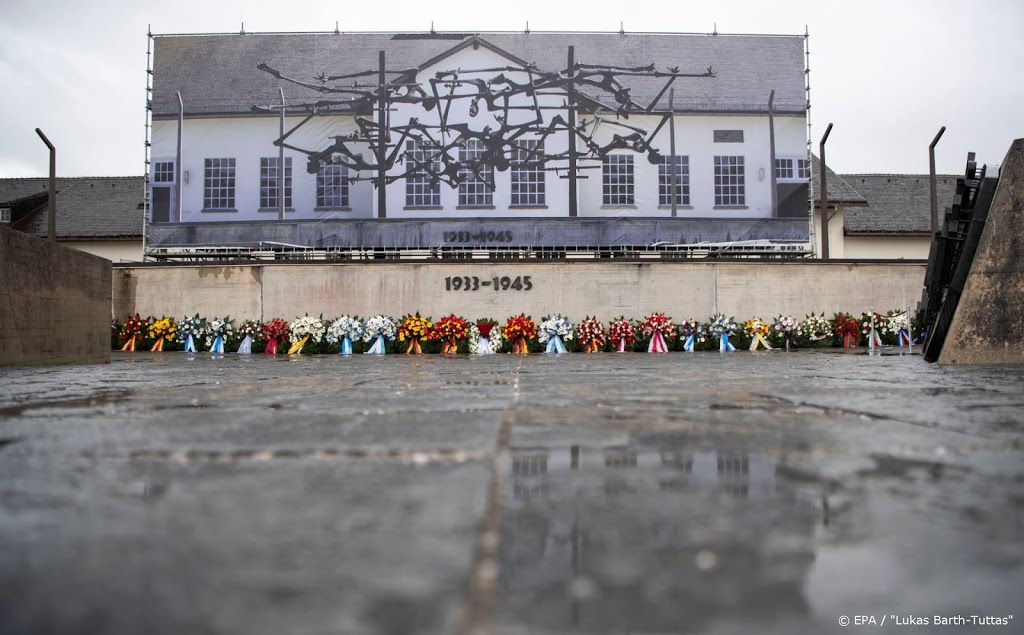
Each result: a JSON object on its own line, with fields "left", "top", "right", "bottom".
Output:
{"left": 940, "top": 139, "right": 1024, "bottom": 364}
{"left": 113, "top": 261, "right": 925, "bottom": 323}
{"left": 1, "top": 226, "right": 112, "bottom": 365}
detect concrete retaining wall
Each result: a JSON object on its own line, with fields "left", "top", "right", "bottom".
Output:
{"left": 940, "top": 139, "right": 1024, "bottom": 364}
{"left": 113, "top": 260, "right": 925, "bottom": 323}
{"left": 1, "top": 226, "right": 112, "bottom": 366}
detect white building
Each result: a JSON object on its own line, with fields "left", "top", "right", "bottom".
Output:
{"left": 147, "top": 30, "right": 811, "bottom": 255}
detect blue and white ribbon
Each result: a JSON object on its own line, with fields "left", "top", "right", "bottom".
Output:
{"left": 184, "top": 333, "right": 197, "bottom": 353}
{"left": 683, "top": 334, "right": 696, "bottom": 352}
{"left": 340, "top": 335, "right": 353, "bottom": 355}
{"left": 365, "top": 336, "right": 386, "bottom": 355}
{"left": 719, "top": 334, "right": 735, "bottom": 352}
{"left": 210, "top": 335, "right": 225, "bottom": 354}
{"left": 237, "top": 335, "right": 252, "bottom": 355}
{"left": 545, "top": 335, "right": 568, "bottom": 354}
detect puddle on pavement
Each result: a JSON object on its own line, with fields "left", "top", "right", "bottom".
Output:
{"left": 498, "top": 436, "right": 824, "bottom": 633}
{"left": 495, "top": 431, "right": 1021, "bottom": 634}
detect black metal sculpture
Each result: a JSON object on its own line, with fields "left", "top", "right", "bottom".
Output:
{"left": 253, "top": 42, "right": 714, "bottom": 216}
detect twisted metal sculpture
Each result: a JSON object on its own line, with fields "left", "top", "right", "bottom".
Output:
{"left": 254, "top": 43, "right": 714, "bottom": 209}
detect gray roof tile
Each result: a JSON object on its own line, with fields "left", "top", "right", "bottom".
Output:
{"left": 840, "top": 174, "right": 959, "bottom": 235}
{"left": 810, "top": 154, "right": 866, "bottom": 205}
{"left": 0, "top": 176, "right": 144, "bottom": 239}
{"left": 152, "top": 31, "right": 806, "bottom": 118}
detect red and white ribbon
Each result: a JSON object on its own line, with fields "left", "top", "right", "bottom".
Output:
{"left": 648, "top": 331, "right": 669, "bottom": 353}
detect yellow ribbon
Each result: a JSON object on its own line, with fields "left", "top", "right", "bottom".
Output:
{"left": 288, "top": 335, "right": 309, "bottom": 355}
{"left": 749, "top": 333, "right": 773, "bottom": 351}
{"left": 405, "top": 338, "right": 422, "bottom": 355}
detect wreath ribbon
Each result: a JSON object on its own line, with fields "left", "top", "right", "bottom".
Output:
{"left": 719, "top": 333, "right": 736, "bottom": 352}
{"left": 265, "top": 338, "right": 278, "bottom": 355}
{"left": 366, "top": 335, "right": 387, "bottom": 355}
{"left": 405, "top": 338, "right": 423, "bottom": 355}
{"left": 749, "top": 333, "right": 773, "bottom": 351}
{"left": 683, "top": 334, "right": 696, "bottom": 352}
{"left": 440, "top": 336, "right": 458, "bottom": 355}
{"left": 648, "top": 331, "right": 669, "bottom": 353}
{"left": 210, "top": 335, "right": 225, "bottom": 354}
{"left": 120, "top": 334, "right": 137, "bottom": 352}
{"left": 149, "top": 336, "right": 164, "bottom": 352}
{"left": 238, "top": 335, "right": 253, "bottom": 355}
{"left": 583, "top": 338, "right": 601, "bottom": 353}
{"left": 475, "top": 335, "right": 493, "bottom": 355}
{"left": 288, "top": 334, "right": 309, "bottom": 355}
{"left": 867, "top": 325, "right": 882, "bottom": 349}
{"left": 898, "top": 328, "right": 911, "bottom": 347}
{"left": 842, "top": 331, "right": 857, "bottom": 349}
{"left": 545, "top": 335, "right": 568, "bottom": 354}
{"left": 184, "top": 333, "right": 197, "bottom": 353}
{"left": 512, "top": 337, "right": 528, "bottom": 355}
{"left": 340, "top": 335, "right": 353, "bottom": 355}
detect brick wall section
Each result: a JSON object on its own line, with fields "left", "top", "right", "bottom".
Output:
{"left": 1, "top": 226, "right": 111, "bottom": 366}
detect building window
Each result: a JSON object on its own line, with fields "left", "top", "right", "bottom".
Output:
{"left": 511, "top": 140, "right": 545, "bottom": 207}
{"left": 604, "top": 451, "right": 638, "bottom": 469}
{"left": 713, "top": 129, "right": 744, "bottom": 143}
{"left": 776, "top": 157, "right": 810, "bottom": 181}
{"left": 602, "top": 154, "right": 634, "bottom": 205}
{"left": 512, "top": 453, "right": 549, "bottom": 476}
{"left": 797, "top": 158, "right": 810, "bottom": 180}
{"left": 406, "top": 140, "right": 441, "bottom": 207}
{"left": 658, "top": 155, "right": 690, "bottom": 206}
{"left": 714, "top": 156, "right": 745, "bottom": 206}
{"left": 203, "top": 158, "right": 235, "bottom": 210}
{"left": 317, "top": 162, "right": 349, "bottom": 208}
{"left": 458, "top": 139, "right": 493, "bottom": 207}
{"left": 153, "top": 161, "right": 175, "bottom": 184}
{"left": 775, "top": 159, "right": 794, "bottom": 180}
{"left": 260, "top": 157, "right": 292, "bottom": 209}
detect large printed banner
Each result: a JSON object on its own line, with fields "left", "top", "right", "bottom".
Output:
{"left": 147, "top": 217, "right": 809, "bottom": 250}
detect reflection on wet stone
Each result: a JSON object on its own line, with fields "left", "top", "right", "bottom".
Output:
{"left": 500, "top": 438, "right": 817, "bottom": 633}
{"left": 2, "top": 353, "right": 1023, "bottom": 634}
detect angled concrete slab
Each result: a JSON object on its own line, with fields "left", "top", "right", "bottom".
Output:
{"left": 941, "top": 139, "right": 1024, "bottom": 364}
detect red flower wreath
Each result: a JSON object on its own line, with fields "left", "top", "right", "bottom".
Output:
{"left": 502, "top": 314, "right": 537, "bottom": 355}
{"left": 431, "top": 314, "right": 470, "bottom": 355}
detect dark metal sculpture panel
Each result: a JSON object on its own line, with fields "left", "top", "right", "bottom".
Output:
{"left": 254, "top": 43, "right": 714, "bottom": 215}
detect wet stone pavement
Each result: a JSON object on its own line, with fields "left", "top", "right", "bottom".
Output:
{"left": 0, "top": 351, "right": 1022, "bottom": 635}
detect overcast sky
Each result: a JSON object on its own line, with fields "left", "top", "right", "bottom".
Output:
{"left": 2, "top": 0, "right": 1021, "bottom": 178}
